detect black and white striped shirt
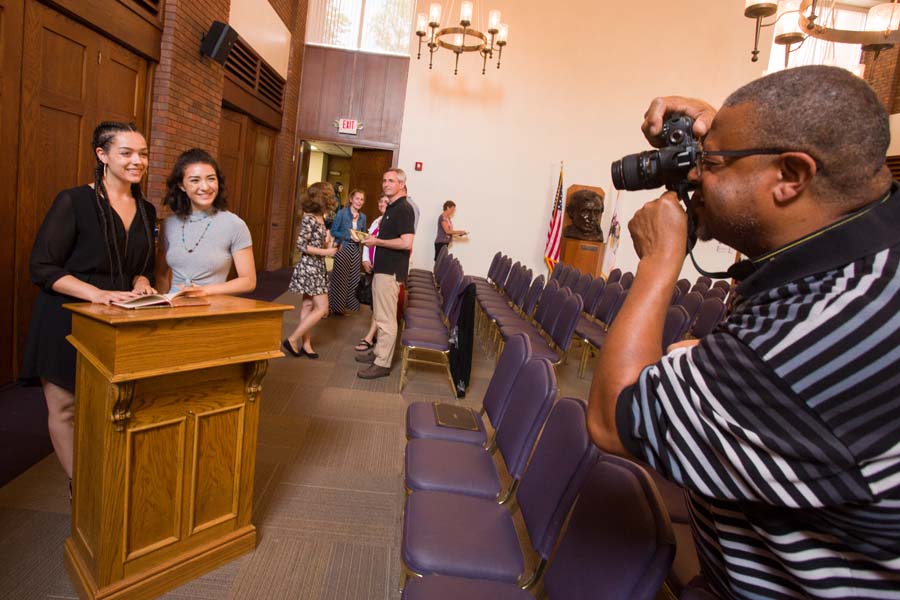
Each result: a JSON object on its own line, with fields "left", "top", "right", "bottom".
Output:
{"left": 617, "top": 188, "right": 900, "bottom": 599}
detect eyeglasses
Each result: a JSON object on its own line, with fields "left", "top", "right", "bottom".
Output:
{"left": 696, "top": 147, "right": 824, "bottom": 176}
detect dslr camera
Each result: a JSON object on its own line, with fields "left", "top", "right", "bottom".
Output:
{"left": 611, "top": 114, "right": 699, "bottom": 192}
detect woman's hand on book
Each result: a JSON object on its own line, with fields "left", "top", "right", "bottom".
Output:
{"left": 131, "top": 277, "right": 157, "bottom": 296}
{"left": 179, "top": 285, "right": 208, "bottom": 297}
{"left": 91, "top": 289, "right": 139, "bottom": 305}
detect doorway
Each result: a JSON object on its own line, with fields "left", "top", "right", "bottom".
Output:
{"left": 288, "top": 141, "right": 393, "bottom": 263}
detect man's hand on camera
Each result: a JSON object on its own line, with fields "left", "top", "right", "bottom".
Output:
{"left": 628, "top": 191, "right": 688, "bottom": 265}
{"left": 642, "top": 96, "right": 717, "bottom": 146}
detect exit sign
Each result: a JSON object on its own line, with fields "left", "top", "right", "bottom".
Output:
{"left": 338, "top": 118, "right": 359, "bottom": 135}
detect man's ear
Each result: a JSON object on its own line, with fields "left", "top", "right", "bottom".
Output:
{"left": 773, "top": 152, "right": 816, "bottom": 205}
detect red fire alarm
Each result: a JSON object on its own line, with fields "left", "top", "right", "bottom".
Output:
{"left": 415, "top": 161, "right": 423, "bottom": 171}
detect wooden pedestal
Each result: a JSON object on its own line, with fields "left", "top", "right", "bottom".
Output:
{"left": 63, "top": 296, "right": 291, "bottom": 600}
{"left": 561, "top": 238, "right": 606, "bottom": 278}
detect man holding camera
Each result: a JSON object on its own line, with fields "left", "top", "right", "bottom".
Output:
{"left": 588, "top": 65, "right": 900, "bottom": 599}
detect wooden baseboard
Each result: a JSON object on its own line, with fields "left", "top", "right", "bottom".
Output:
{"left": 64, "top": 526, "right": 257, "bottom": 600}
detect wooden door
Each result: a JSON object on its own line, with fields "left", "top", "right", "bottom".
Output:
{"left": 242, "top": 122, "right": 275, "bottom": 272}
{"left": 218, "top": 108, "right": 248, "bottom": 217}
{"left": 0, "top": 0, "right": 24, "bottom": 384}
{"left": 217, "top": 109, "right": 275, "bottom": 272}
{"left": 13, "top": 0, "right": 148, "bottom": 379}
{"left": 349, "top": 148, "right": 394, "bottom": 225}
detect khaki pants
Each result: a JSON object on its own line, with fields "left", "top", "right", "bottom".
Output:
{"left": 372, "top": 273, "right": 401, "bottom": 369}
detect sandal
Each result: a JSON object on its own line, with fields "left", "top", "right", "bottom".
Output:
{"left": 355, "top": 339, "right": 374, "bottom": 351}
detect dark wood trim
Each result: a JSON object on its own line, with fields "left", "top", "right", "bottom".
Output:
{"left": 0, "top": 0, "right": 25, "bottom": 384}
{"left": 38, "top": 0, "right": 162, "bottom": 60}
{"left": 223, "top": 76, "right": 283, "bottom": 131}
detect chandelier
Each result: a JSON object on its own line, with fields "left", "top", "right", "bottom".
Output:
{"left": 414, "top": 1, "right": 509, "bottom": 75}
{"left": 745, "top": 0, "right": 900, "bottom": 63}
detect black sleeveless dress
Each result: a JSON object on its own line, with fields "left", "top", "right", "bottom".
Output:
{"left": 21, "top": 185, "right": 156, "bottom": 392}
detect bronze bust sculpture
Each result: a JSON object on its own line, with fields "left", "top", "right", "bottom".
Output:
{"left": 564, "top": 189, "right": 604, "bottom": 242}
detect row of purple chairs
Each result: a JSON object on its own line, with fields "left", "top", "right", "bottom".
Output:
{"left": 401, "top": 251, "right": 469, "bottom": 395}
{"left": 401, "top": 334, "right": 675, "bottom": 598}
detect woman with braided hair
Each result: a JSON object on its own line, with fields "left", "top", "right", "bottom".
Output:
{"left": 22, "top": 121, "right": 157, "bottom": 480}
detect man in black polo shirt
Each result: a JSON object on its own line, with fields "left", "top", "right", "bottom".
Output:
{"left": 358, "top": 168, "right": 416, "bottom": 378}
{"left": 588, "top": 66, "right": 900, "bottom": 599}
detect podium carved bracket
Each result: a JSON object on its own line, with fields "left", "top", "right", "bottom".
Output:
{"left": 110, "top": 381, "right": 136, "bottom": 432}
{"left": 245, "top": 360, "right": 268, "bottom": 403}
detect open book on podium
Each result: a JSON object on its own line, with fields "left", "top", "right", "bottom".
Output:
{"left": 112, "top": 288, "right": 210, "bottom": 309}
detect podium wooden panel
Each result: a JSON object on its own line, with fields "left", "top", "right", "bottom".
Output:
{"left": 63, "top": 296, "right": 291, "bottom": 600}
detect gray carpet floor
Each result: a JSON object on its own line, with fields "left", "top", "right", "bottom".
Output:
{"left": 0, "top": 291, "right": 593, "bottom": 599}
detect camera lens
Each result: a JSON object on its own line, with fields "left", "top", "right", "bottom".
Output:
{"left": 611, "top": 150, "right": 660, "bottom": 191}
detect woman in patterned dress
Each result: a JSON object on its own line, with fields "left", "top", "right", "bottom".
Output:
{"left": 283, "top": 182, "right": 337, "bottom": 359}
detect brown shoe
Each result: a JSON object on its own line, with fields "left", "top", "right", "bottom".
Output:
{"left": 355, "top": 351, "right": 375, "bottom": 364}
{"left": 357, "top": 364, "right": 391, "bottom": 379}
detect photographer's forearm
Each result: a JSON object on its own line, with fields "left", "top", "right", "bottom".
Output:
{"left": 587, "top": 257, "right": 681, "bottom": 455}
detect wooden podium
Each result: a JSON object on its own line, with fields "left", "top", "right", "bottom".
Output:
{"left": 62, "top": 296, "right": 291, "bottom": 600}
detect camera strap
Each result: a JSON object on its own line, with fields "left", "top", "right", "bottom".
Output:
{"left": 677, "top": 184, "right": 756, "bottom": 281}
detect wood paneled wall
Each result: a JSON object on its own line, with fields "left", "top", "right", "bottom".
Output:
{"left": 297, "top": 45, "right": 410, "bottom": 150}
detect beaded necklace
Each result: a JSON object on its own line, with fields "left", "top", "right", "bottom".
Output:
{"left": 182, "top": 213, "right": 212, "bottom": 253}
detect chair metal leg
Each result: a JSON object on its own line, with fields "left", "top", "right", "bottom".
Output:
{"left": 399, "top": 346, "right": 410, "bottom": 392}
{"left": 442, "top": 351, "right": 457, "bottom": 398}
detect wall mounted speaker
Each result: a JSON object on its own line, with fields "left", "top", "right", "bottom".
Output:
{"left": 200, "top": 21, "right": 238, "bottom": 65}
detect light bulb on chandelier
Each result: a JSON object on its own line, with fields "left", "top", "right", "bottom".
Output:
{"left": 743, "top": 0, "right": 900, "bottom": 63}
{"left": 415, "top": 0, "right": 509, "bottom": 75}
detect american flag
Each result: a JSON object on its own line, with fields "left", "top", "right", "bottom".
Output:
{"left": 544, "top": 163, "right": 564, "bottom": 271}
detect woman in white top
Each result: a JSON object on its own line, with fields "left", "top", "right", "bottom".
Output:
{"left": 157, "top": 148, "right": 256, "bottom": 296}
{"left": 354, "top": 194, "right": 388, "bottom": 352}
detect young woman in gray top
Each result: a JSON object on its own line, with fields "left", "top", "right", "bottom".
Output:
{"left": 157, "top": 148, "right": 256, "bottom": 296}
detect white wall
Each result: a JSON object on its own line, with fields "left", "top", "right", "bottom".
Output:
{"left": 230, "top": 0, "right": 292, "bottom": 78}
{"left": 308, "top": 151, "right": 326, "bottom": 184}
{"left": 398, "top": 0, "right": 772, "bottom": 280}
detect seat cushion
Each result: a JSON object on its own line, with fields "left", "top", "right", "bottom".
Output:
{"left": 402, "top": 491, "right": 524, "bottom": 582}
{"left": 403, "top": 328, "right": 450, "bottom": 351}
{"left": 577, "top": 319, "right": 608, "bottom": 348}
{"left": 406, "top": 402, "right": 488, "bottom": 445}
{"left": 404, "top": 313, "right": 448, "bottom": 332}
{"left": 529, "top": 341, "right": 560, "bottom": 362}
{"left": 405, "top": 439, "right": 501, "bottom": 499}
{"left": 404, "top": 575, "right": 531, "bottom": 600}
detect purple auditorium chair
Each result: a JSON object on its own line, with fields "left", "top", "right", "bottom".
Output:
{"left": 496, "top": 280, "right": 558, "bottom": 345}
{"left": 712, "top": 279, "right": 730, "bottom": 292}
{"left": 410, "top": 246, "right": 450, "bottom": 280}
{"left": 559, "top": 266, "right": 580, "bottom": 290}
{"left": 405, "top": 357, "right": 557, "bottom": 501}
{"left": 580, "top": 277, "right": 606, "bottom": 316}
{"left": 675, "top": 278, "right": 691, "bottom": 297}
{"left": 488, "top": 276, "right": 544, "bottom": 335}
{"left": 575, "top": 282, "right": 623, "bottom": 378}
{"left": 472, "top": 251, "right": 502, "bottom": 287}
{"left": 690, "top": 282, "right": 709, "bottom": 296}
{"left": 662, "top": 305, "right": 691, "bottom": 351}
{"left": 571, "top": 272, "right": 592, "bottom": 302}
{"left": 528, "top": 292, "right": 583, "bottom": 368}
{"left": 607, "top": 268, "right": 622, "bottom": 283}
{"left": 619, "top": 271, "right": 635, "bottom": 289}
{"left": 695, "top": 275, "right": 712, "bottom": 288}
{"left": 406, "top": 333, "right": 532, "bottom": 446}
{"left": 404, "top": 453, "right": 676, "bottom": 600}
{"left": 704, "top": 286, "right": 726, "bottom": 301}
{"left": 405, "top": 263, "right": 465, "bottom": 330}
{"left": 549, "top": 263, "right": 564, "bottom": 282}
{"left": 689, "top": 298, "right": 726, "bottom": 339}
{"left": 542, "top": 455, "right": 676, "bottom": 599}
{"left": 497, "top": 286, "right": 571, "bottom": 363}
{"left": 676, "top": 291, "right": 704, "bottom": 324}
{"left": 401, "top": 397, "right": 599, "bottom": 588}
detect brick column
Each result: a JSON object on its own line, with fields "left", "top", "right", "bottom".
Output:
{"left": 265, "top": 0, "right": 310, "bottom": 269}
{"left": 148, "top": 0, "right": 231, "bottom": 208}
